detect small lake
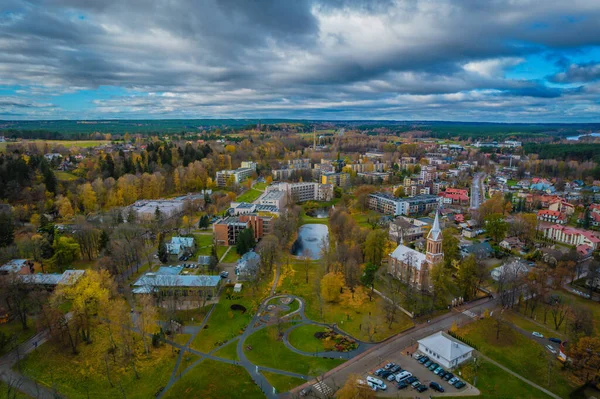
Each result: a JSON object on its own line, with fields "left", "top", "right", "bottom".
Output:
{"left": 291, "top": 224, "right": 329, "bottom": 259}
{"left": 566, "top": 132, "right": 600, "bottom": 141}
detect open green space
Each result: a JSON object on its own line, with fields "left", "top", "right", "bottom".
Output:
{"left": 253, "top": 182, "right": 268, "bottom": 190}
{"left": 55, "top": 171, "right": 79, "bottom": 181}
{"left": 222, "top": 248, "right": 240, "bottom": 263}
{"left": 299, "top": 213, "right": 329, "bottom": 225}
{"left": 236, "top": 189, "right": 262, "bottom": 203}
{"left": 216, "top": 246, "right": 228, "bottom": 261}
{"left": 458, "top": 317, "right": 576, "bottom": 398}
{"left": 502, "top": 311, "right": 565, "bottom": 340}
{"left": 287, "top": 324, "right": 328, "bottom": 353}
{"left": 164, "top": 359, "right": 264, "bottom": 399}
{"left": 261, "top": 371, "right": 306, "bottom": 393}
{"left": 191, "top": 292, "right": 257, "bottom": 353}
{"left": 350, "top": 211, "right": 381, "bottom": 228}
{"left": 212, "top": 339, "right": 239, "bottom": 361}
{"left": 20, "top": 326, "right": 177, "bottom": 399}
{"left": 243, "top": 323, "right": 345, "bottom": 376}
{"left": 174, "top": 352, "right": 200, "bottom": 376}
{"left": 454, "top": 358, "right": 554, "bottom": 399}
{"left": 0, "top": 320, "right": 38, "bottom": 356}
{"left": 0, "top": 381, "right": 30, "bottom": 399}
{"left": 279, "top": 260, "right": 414, "bottom": 342}
{"left": 193, "top": 234, "right": 214, "bottom": 256}
{"left": 172, "top": 333, "right": 192, "bottom": 346}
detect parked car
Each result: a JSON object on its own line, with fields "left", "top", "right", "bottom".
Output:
{"left": 396, "top": 381, "right": 408, "bottom": 390}
{"left": 430, "top": 382, "right": 445, "bottom": 392}
{"left": 434, "top": 366, "right": 444, "bottom": 375}
{"left": 532, "top": 332, "right": 544, "bottom": 338}
{"left": 411, "top": 381, "right": 421, "bottom": 389}
{"left": 380, "top": 370, "right": 392, "bottom": 379}
{"left": 454, "top": 380, "right": 466, "bottom": 389}
{"left": 390, "top": 365, "right": 402, "bottom": 373}
{"left": 424, "top": 360, "right": 432, "bottom": 367}
{"left": 219, "top": 271, "right": 229, "bottom": 278}
{"left": 443, "top": 372, "right": 454, "bottom": 381}
{"left": 548, "top": 337, "right": 562, "bottom": 344}
{"left": 448, "top": 377, "right": 459, "bottom": 385}
{"left": 428, "top": 363, "right": 439, "bottom": 371}
{"left": 438, "top": 370, "right": 447, "bottom": 378}
{"left": 418, "top": 356, "right": 429, "bottom": 364}
{"left": 416, "top": 384, "right": 429, "bottom": 393}
{"left": 546, "top": 344, "right": 558, "bottom": 355}
{"left": 299, "top": 387, "right": 312, "bottom": 397}
{"left": 374, "top": 368, "right": 384, "bottom": 376}
{"left": 384, "top": 362, "right": 395, "bottom": 370}
{"left": 386, "top": 373, "right": 397, "bottom": 382}
{"left": 414, "top": 354, "right": 423, "bottom": 361}
{"left": 406, "top": 376, "right": 418, "bottom": 384}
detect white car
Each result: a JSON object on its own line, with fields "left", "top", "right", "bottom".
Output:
{"left": 532, "top": 332, "right": 544, "bottom": 338}
{"left": 546, "top": 345, "right": 558, "bottom": 355}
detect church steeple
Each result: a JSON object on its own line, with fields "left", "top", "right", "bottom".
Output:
{"left": 426, "top": 210, "right": 443, "bottom": 265}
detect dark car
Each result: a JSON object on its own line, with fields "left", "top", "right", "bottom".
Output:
{"left": 416, "top": 384, "right": 429, "bottom": 393}
{"left": 390, "top": 365, "right": 402, "bottom": 373}
{"left": 438, "top": 370, "right": 447, "bottom": 378}
{"left": 406, "top": 376, "right": 418, "bottom": 384}
{"left": 549, "top": 337, "right": 562, "bottom": 344}
{"left": 428, "top": 363, "right": 439, "bottom": 371}
{"left": 454, "top": 381, "right": 466, "bottom": 389}
{"left": 380, "top": 370, "right": 392, "bottom": 378}
{"left": 430, "top": 382, "right": 445, "bottom": 392}
{"left": 397, "top": 381, "right": 408, "bottom": 390}
{"left": 418, "top": 356, "right": 429, "bottom": 364}
{"left": 424, "top": 360, "right": 432, "bottom": 367}
{"left": 443, "top": 372, "right": 454, "bottom": 381}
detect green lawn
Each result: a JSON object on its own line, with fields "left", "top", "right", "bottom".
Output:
{"left": 278, "top": 260, "right": 414, "bottom": 342}
{"left": 217, "top": 246, "right": 228, "bottom": 261}
{"left": 261, "top": 371, "right": 306, "bottom": 393}
{"left": 21, "top": 326, "right": 177, "bottom": 399}
{"left": 236, "top": 189, "right": 262, "bottom": 203}
{"left": 458, "top": 318, "right": 576, "bottom": 398}
{"left": 299, "top": 214, "right": 329, "bottom": 226}
{"left": 244, "top": 323, "right": 345, "bottom": 376}
{"left": 194, "top": 234, "right": 214, "bottom": 256}
{"left": 507, "top": 179, "right": 518, "bottom": 187}
{"left": 287, "top": 324, "right": 328, "bottom": 353}
{"left": 212, "top": 340, "right": 239, "bottom": 361}
{"left": 191, "top": 293, "right": 257, "bottom": 353}
{"left": 350, "top": 211, "right": 380, "bottom": 228}
{"left": 453, "top": 358, "right": 554, "bottom": 399}
{"left": 164, "top": 359, "right": 264, "bottom": 399}
{"left": 0, "top": 381, "right": 31, "bottom": 399}
{"left": 222, "top": 248, "right": 240, "bottom": 263}
{"left": 55, "top": 171, "right": 79, "bottom": 181}
{"left": 253, "top": 182, "right": 268, "bottom": 191}
{"left": 502, "top": 311, "right": 565, "bottom": 341}
{"left": 0, "top": 320, "right": 37, "bottom": 356}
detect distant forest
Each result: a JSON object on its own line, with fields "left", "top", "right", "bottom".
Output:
{"left": 524, "top": 143, "right": 600, "bottom": 164}
{"left": 1, "top": 119, "right": 599, "bottom": 139}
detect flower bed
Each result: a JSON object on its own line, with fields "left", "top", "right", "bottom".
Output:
{"left": 314, "top": 328, "right": 358, "bottom": 352}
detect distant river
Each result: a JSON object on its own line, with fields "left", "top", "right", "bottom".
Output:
{"left": 291, "top": 224, "right": 329, "bottom": 259}
{"left": 566, "top": 132, "right": 600, "bottom": 140}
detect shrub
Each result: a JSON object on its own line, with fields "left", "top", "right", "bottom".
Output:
{"left": 230, "top": 304, "right": 247, "bottom": 313}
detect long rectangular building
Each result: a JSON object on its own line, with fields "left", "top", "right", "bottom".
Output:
{"left": 368, "top": 193, "right": 441, "bottom": 216}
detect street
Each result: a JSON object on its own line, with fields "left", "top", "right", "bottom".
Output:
{"left": 470, "top": 173, "right": 485, "bottom": 210}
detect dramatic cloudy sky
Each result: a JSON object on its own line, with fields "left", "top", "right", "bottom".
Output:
{"left": 1, "top": 0, "right": 600, "bottom": 121}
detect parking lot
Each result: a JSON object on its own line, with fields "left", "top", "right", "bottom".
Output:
{"left": 362, "top": 346, "right": 480, "bottom": 397}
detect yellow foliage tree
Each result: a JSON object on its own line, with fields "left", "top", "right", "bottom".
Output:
{"left": 320, "top": 272, "right": 344, "bottom": 303}
{"left": 79, "top": 183, "right": 97, "bottom": 214}
{"left": 56, "top": 195, "right": 75, "bottom": 220}
{"left": 337, "top": 373, "right": 376, "bottom": 399}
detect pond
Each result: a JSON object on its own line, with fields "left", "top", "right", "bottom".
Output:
{"left": 566, "top": 132, "right": 600, "bottom": 140}
{"left": 291, "top": 224, "right": 329, "bottom": 259}
{"left": 306, "top": 207, "right": 329, "bottom": 218}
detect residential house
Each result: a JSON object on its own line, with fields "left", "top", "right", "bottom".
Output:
{"left": 417, "top": 331, "right": 474, "bottom": 369}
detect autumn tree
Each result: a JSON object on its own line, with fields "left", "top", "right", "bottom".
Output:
{"left": 431, "top": 263, "right": 450, "bottom": 309}
{"left": 364, "top": 229, "right": 387, "bottom": 267}
{"left": 79, "top": 182, "right": 98, "bottom": 214}
{"left": 136, "top": 295, "right": 158, "bottom": 354}
{"left": 484, "top": 213, "right": 508, "bottom": 242}
{"left": 320, "top": 272, "right": 344, "bottom": 303}
{"left": 0, "top": 211, "right": 15, "bottom": 248}
{"left": 337, "top": 373, "right": 376, "bottom": 399}
{"left": 442, "top": 227, "right": 460, "bottom": 268}
{"left": 353, "top": 185, "right": 376, "bottom": 212}
{"left": 456, "top": 254, "right": 478, "bottom": 300}
{"left": 49, "top": 236, "right": 80, "bottom": 272}
{"left": 568, "top": 336, "right": 600, "bottom": 382}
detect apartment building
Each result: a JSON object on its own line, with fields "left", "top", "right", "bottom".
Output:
{"left": 321, "top": 172, "right": 349, "bottom": 187}
{"left": 213, "top": 214, "right": 273, "bottom": 245}
{"left": 268, "top": 182, "right": 333, "bottom": 202}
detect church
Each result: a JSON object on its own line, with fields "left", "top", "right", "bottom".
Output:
{"left": 388, "top": 211, "right": 443, "bottom": 291}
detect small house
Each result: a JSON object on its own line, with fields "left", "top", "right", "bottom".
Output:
{"left": 417, "top": 331, "right": 474, "bottom": 369}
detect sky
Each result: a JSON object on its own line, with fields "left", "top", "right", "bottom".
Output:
{"left": 1, "top": 0, "right": 600, "bottom": 122}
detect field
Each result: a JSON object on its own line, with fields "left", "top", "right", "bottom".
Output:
{"left": 261, "top": 371, "right": 306, "bottom": 393}
{"left": 0, "top": 320, "right": 38, "bottom": 356}
{"left": 287, "top": 324, "right": 328, "bottom": 353}
{"left": 164, "top": 359, "right": 264, "bottom": 399}
{"left": 278, "top": 260, "right": 414, "bottom": 342}
{"left": 55, "top": 171, "right": 80, "bottom": 181}
{"left": 454, "top": 358, "right": 555, "bottom": 399}
{"left": 236, "top": 189, "right": 262, "bottom": 203}
{"left": 20, "top": 325, "right": 177, "bottom": 399}
{"left": 457, "top": 317, "right": 576, "bottom": 398}
{"left": 212, "top": 340, "right": 239, "bottom": 360}
{"left": 253, "top": 182, "right": 268, "bottom": 191}
{"left": 243, "top": 323, "right": 345, "bottom": 376}
{"left": 4, "top": 140, "right": 110, "bottom": 149}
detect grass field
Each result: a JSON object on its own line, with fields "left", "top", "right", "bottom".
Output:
{"left": 217, "top": 246, "right": 228, "bottom": 261}
{"left": 4, "top": 140, "right": 110, "bottom": 149}
{"left": 55, "top": 171, "right": 79, "bottom": 181}
{"left": 261, "top": 371, "right": 306, "bottom": 393}
{"left": 458, "top": 317, "right": 576, "bottom": 398}
{"left": 193, "top": 234, "right": 214, "bottom": 256}
{"left": 287, "top": 324, "right": 328, "bottom": 353}
{"left": 21, "top": 325, "right": 177, "bottom": 399}
{"left": 0, "top": 320, "right": 38, "bottom": 356}
{"left": 454, "top": 358, "right": 555, "bottom": 399}
{"left": 299, "top": 213, "right": 330, "bottom": 226}
{"left": 253, "top": 182, "right": 268, "bottom": 191}
{"left": 278, "top": 260, "right": 414, "bottom": 342}
{"left": 350, "top": 211, "right": 380, "bottom": 228}
{"left": 222, "top": 248, "right": 240, "bottom": 263}
{"left": 236, "top": 189, "right": 262, "bottom": 203}
{"left": 164, "top": 359, "right": 264, "bottom": 399}
{"left": 0, "top": 381, "right": 31, "bottom": 399}
{"left": 191, "top": 292, "right": 258, "bottom": 353}
{"left": 243, "top": 323, "right": 345, "bottom": 376}
{"left": 212, "top": 340, "right": 239, "bottom": 361}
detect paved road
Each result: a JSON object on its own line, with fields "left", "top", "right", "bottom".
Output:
{"left": 470, "top": 173, "right": 485, "bottom": 209}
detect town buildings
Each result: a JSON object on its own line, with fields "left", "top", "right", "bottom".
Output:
{"left": 417, "top": 331, "right": 474, "bottom": 369}
{"left": 368, "top": 193, "right": 441, "bottom": 216}
{"left": 213, "top": 214, "right": 273, "bottom": 245}
{"left": 267, "top": 182, "right": 333, "bottom": 202}
{"left": 542, "top": 224, "right": 600, "bottom": 250}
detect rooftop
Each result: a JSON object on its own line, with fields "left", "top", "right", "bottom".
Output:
{"left": 418, "top": 331, "right": 473, "bottom": 360}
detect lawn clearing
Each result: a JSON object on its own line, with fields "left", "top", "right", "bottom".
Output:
{"left": 0, "top": 319, "right": 38, "bottom": 356}
{"left": 191, "top": 292, "right": 258, "bottom": 353}
{"left": 212, "top": 340, "right": 239, "bottom": 361}
{"left": 20, "top": 324, "right": 177, "bottom": 399}
{"left": 457, "top": 317, "right": 577, "bottom": 398}
{"left": 164, "top": 359, "right": 263, "bottom": 399}
{"left": 454, "top": 358, "right": 554, "bottom": 399}
{"left": 244, "top": 323, "right": 345, "bottom": 377}
{"left": 253, "top": 182, "right": 268, "bottom": 191}
{"left": 55, "top": 171, "right": 79, "bottom": 181}
{"left": 261, "top": 371, "right": 306, "bottom": 393}
{"left": 299, "top": 213, "right": 329, "bottom": 225}
{"left": 216, "top": 246, "right": 228, "bottom": 261}
{"left": 172, "top": 333, "right": 192, "bottom": 346}
{"left": 278, "top": 260, "right": 413, "bottom": 342}
{"left": 174, "top": 352, "right": 200, "bottom": 376}
{"left": 222, "top": 248, "right": 240, "bottom": 263}
{"left": 350, "top": 211, "right": 380, "bottom": 228}
{"left": 287, "top": 324, "right": 328, "bottom": 353}
{"left": 236, "top": 189, "right": 262, "bottom": 203}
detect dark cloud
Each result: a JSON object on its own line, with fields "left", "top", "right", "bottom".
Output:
{"left": 1, "top": 0, "right": 600, "bottom": 120}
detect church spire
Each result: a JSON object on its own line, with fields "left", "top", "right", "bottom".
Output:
{"left": 428, "top": 210, "right": 442, "bottom": 241}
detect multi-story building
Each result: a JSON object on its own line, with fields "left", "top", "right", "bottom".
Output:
{"left": 439, "top": 188, "right": 469, "bottom": 205}
{"left": 537, "top": 210, "right": 567, "bottom": 224}
{"left": 258, "top": 190, "right": 287, "bottom": 209}
{"left": 271, "top": 159, "right": 311, "bottom": 181}
{"left": 216, "top": 167, "right": 254, "bottom": 187}
{"left": 267, "top": 182, "right": 333, "bottom": 203}
{"left": 321, "top": 172, "right": 349, "bottom": 187}
{"left": 213, "top": 214, "right": 273, "bottom": 245}
{"left": 388, "top": 216, "right": 428, "bottom": 244}
{"left": 357, "top": 172, "right": 390, "bottom": 183}
{"left": 542, "top": 224, "right": 600, "bottom": 250}
{"left": 368, "top": 193, "right": 402, "bottom": 215}
{"left": 368, "top": 193, "right": 441, "bottom": 216}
